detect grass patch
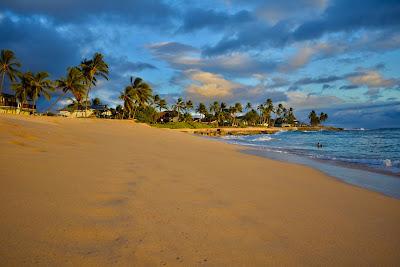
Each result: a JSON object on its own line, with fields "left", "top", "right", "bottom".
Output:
{"left": 152, "top": 121, "right": 214, "bottom": 129}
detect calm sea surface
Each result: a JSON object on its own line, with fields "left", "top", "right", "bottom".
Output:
{"left": 216, "top": 128, "right": 400, "bottom": 198}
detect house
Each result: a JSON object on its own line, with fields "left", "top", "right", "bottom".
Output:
{"left": 58, "top": 109, "right": 94, "bottom": 118}
{"left": 274, "top": 121, "right": 291, "bottom": 128}
{"left": 91, "top": 104, "right": 112, "bottom": 118}
{"left": 0, "top": 93, "right": 36, "bottom": 115}
{"left": 280, "top": 123, "right": 291, "bottom": 128}
{"left": 57, "top": 104, "right": 112, "bottom": 118}
{"left": 0, "top": 93, "right": 18, "bottom": 107}
{"left": 157, "top": 111, "right": 179, "bottom": 123}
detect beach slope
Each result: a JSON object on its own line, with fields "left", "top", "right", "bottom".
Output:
{"left": 0, "top": 114, "right": 399, "bottom": 266}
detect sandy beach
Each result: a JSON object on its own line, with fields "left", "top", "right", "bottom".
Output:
{"left": 1, "top": 114, "right": 400, "bottom": 266}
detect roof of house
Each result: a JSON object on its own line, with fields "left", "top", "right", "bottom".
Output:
{"left": 0, "top": 93, "right": 16, "bottom": 99}
{"left": 91, "top": 104, "right": 109, "bottom": 110}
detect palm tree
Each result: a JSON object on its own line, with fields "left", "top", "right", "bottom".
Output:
{"left": 210, "top": 101, "right": 220, "bottom": 117}
{"left": 230, "top": 102, "right": 242, "bottom": 126}
{"left": 272, "top": 103, "right": 284, "bottom": 126}
{"left": 153, "top": 94, "right": 160, "bottom": 108}
{"left": 264, "top": 98, "right": 274, "bottom": 126}
{"left": 257, "top": 104, "right": 265, "bottom": 124}
{"left": 216, "top": 102, "right": 227, "bottom": 125}
{"left": 47, "top": 67, "right": 86, "bottom": 112}
{"left": 173, "top": 97, "right": 185, "bottom": 120}
{"left": 119, "top": 77, "right": 152, "bottom": 120}
{"left": 309, "top": 110, "right": 319, "bottom": 126}
{"left": 276, "top": 103, "right": 283, "bottom": 119}
{"left": 119, "top": 86, "right": 135, "bottom": 119}
{"left": 92, "top": 97, "right": 101, "bottom": 106}
{"left": 12, "top": 72, "right": 32, "bottom": 109}
{"left": 185, "top": 100, "right": 193, "bottom": 113}
{"left": 115, "top": 104, "right": 124, "bottom": 119}
{"left": 282, "top": 107, "right": 288, "bottom": 122}
{"left": 196, "top": 102, "right": 207, "bottom": 121}
{"left": 0, "top": 49, "right": 21, "bottom": 95}
{"left": 80, "top": 53, "right": 109, "bottom": 116}
{"left": 245, "top": 102, "right": 252, "bottom": 111}
{"left": 319, "top": 112, "right": 328, "bottom": 124}
{"left": 157, "top": 98, "right": 167, "bottom": 112}
{"left": 29, "top": 71, "right": 54, "bottom": 113}
{"left": 130, "top": 77, "right": 152, "bottom": 115}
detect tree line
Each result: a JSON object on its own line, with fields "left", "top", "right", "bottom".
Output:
{"left": 1, "top": 49, "right": 328, "bottom": 126}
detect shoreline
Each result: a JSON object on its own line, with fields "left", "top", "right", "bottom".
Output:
{"left": 244, "top": 147, "right": 400, "bottom": 199}
{"left": 208, "top": 133, "right": 400, "bottom": 199}
{"left": 174, "top": 125, "right": 343, "bottom": 136}
{"left": 1, "top": 114, "right": 400, "bottom": 265}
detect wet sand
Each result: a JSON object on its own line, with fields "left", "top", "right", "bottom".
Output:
{"left": 1, "top": 114, "right": 399, "bottom": 266}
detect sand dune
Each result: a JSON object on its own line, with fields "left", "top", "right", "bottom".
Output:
{"left": 0, "top": 114, "right": 399, "bottom": 266}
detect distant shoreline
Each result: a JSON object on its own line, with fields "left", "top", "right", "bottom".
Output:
{"left": 174, "top": 125, "right": 343, "bottom": 136}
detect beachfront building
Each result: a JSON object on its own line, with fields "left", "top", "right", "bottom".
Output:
{"left": 0, "top": 93, "right": 36, "bottom": 115}
{"left": 92, "top": 104, "right": 112, "bottom": 118}
{"left": 57, "top": 109, "right": 92, "bottom": 118}
{"left": 58, "top": 104, "right": 112, "bottom": 118}
{"left": 157, "top": 111, "right": 179, "bottom": 123}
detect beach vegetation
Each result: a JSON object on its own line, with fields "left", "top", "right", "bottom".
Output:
{"left": 1, "top": 48, "right": 331, "bottom": 129}
{"left": 48, "top": 67, "right": 86, "bottom": 112}
{"left": 28, "top": 71, "right": 54, "bottom": 112}
{"left": 172, "top": 97, "right": 185, "bottom": 120}
{"left": 80, "top": 53, "right": 109, "bottom": 116}
{"left": 309, "top": 110, "right": 328, "bottom": 126}
{"left": 153, "top": 121, "right": 213, "bottom": 129}
{"left": 119, "top": 76, "right": 153, "bottom": 119}
{"left": 0, "top": 49, "right": 21, "bottom": 95}
{"left": 196, "top": 102, "right": 208, "bottom": 121}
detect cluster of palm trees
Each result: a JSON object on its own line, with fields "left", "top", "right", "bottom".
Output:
{"left": 308, "top": 111, "right": 328, "bottom": 126}
{"left": 116, "top": 91, "right": 302, "bottom": 127}
{"left": 0, "top": 50, "right": 54, "bottom": 112}
{"left": 119, "top": 77, "right": 153, "bottom": 119}
{"left": 0, "top": 49, "right": 108, "bottom": 115}
{"left": 1, "top": 48, "right": 329, "bottom": 127}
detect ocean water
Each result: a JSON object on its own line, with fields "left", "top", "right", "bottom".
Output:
{"left": 216, "top": 128, "right": 400, "bottom": 198}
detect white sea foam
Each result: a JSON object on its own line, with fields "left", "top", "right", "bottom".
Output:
{"left": 220, "top": 135, "right": 244, "bottom": 140}
{"left": 251, "top": 136, "right": 274, "bottom": 142}
{"left": 384, "top": 159, "right": 392, "bottom": 167}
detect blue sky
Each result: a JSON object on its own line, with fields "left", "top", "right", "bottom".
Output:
{"left": 1, "top": 0, "right": 399, "bottom": 128}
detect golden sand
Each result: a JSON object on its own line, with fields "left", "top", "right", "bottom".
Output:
{"left": 0, "top": 114, "right": 399, "bottom": 266}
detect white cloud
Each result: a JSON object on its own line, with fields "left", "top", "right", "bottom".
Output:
{"left": 185, "top": 69, "right": 241, "bottom": 98}
{"left": 349, "top": 70, "right": 397, "bottom": 88}
{"left": 285, "top": 91, "right": 344, "bottom": 110}
{"left": 182, "top": 69, "right": 287, "bottom": 104}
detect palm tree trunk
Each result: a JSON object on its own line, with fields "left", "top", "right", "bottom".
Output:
{"left": 85, "top": 83, "right": 92, "bottom": 117}
{"left": 46, "top": 91, "right": 67, "bottom": 113}
{"left": 32, "top": 99, "right": 36, "bottom": 115}
{"left": 132, "top": 106, "right": 138, "bottom": 120}
{"left": 0, "top": 72, "right": 5, "bottom": 95}
{"left": 75, "top": 102, "right": 80, "bottom": 118}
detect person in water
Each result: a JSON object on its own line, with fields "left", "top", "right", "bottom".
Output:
{"left": 317, "top": 142, "right": 323, "bottom": 148}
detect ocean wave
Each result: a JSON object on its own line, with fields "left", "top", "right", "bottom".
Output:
{"left": 250, "top": 136, "right": 274, "bottom": 142}
{"left": 273, "top": 130, "right": 288, "bottom": 135}
{"left": 310, "top": 155, "right": 400, "bottom": 169}
{"left": 344, "top": 128, "right": 367, "bottom": 131}
{"left": 220, "top": 135, "right": 245, "bottom": 140}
